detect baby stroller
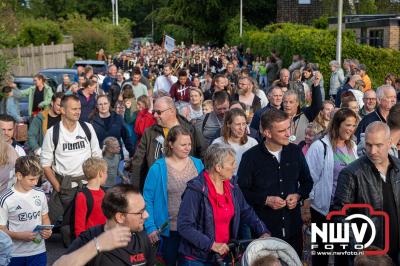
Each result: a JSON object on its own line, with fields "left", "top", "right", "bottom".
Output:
{"left": 241, "top": 237, "right": 302, "bottom": 266}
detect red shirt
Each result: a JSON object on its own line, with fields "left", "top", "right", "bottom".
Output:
{"left": 134, "top": 109, "right": 156, "bottom": 141}
{"left": 204, "top": 171, "right": 234, "bottom": 244}
{"left": 74, "top": 188, "right": 107, "bottom": 237}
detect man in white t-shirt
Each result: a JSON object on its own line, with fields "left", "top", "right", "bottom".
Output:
{"left": 0, "top": 156, "right": 52, "bottom": 265}
{"left": 0, "top": 114, "right": 26, "bottom": 157}
{"left": 40, "top": 94, "right": 102, "bottom": 244}
{"left": 153, "top": 64, "right": 177, "bottom": 97}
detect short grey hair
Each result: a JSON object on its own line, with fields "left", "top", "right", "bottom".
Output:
{"left": 376, "top": 85, "right": 395, "bottom": 100}
{"left": 203, "top": 143, "right": 236, "bottom": 171}
{"left": 365, "top": 121, "right": 390, "bottom": 139}
{"left": 283, "top": 90, "right": 299, "bottom": 102}
{"left": 329, "top": 60, "right": 340, "bottom": 68}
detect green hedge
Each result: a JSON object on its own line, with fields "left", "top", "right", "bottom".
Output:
{"left": 17, "top": 19, "right": 63, "bottom": 46}
{"left": 227, "top": 23, "right": 400, "bottom": 90}
{"left": 59, "top": 14, "right": 133, "bottom": 59}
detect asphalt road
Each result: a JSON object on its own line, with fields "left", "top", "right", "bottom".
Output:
{"left": 46, "top": 233, "right": 67, "bottom": 266}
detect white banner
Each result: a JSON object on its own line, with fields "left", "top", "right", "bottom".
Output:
{"left": 164, "top": 35, "right": 175, "bottom": 53}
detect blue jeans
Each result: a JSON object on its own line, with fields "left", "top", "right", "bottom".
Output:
{"left": 160, "top": 231, "right": 181, "bottom": 266}
{"left": 10, "top": 252, "right": 47, "bottom": 266}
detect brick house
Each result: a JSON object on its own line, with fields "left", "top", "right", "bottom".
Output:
{"left": 329, "top": 14, "right": 400, "bottom": 50}
{"left": 276, "top": 0, "right": 325, "bottom": 25}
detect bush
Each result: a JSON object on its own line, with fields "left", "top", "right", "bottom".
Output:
{"left": 226, "top": 23, "right": 400, "bottom": 91}
{"left": 0, "top": 54, "right": 12, "bottom": 84}
{"left": 60, "top": 14, "right": 133, "bottom": 59}
{"left": 312, "top": 16, "right": 328, "bottom": 29}
{"left": 17, "top": 19, "right": 63, "bottom": 46}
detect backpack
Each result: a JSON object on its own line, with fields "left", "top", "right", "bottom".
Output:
{"left": 319, "top": 137, "right": 327, "bottom": 159}
{"left": 52, "top": 121, "right": 92, "bottom": 165}
{"left": 62, "top": 186, "right": 101, "bottom": 242}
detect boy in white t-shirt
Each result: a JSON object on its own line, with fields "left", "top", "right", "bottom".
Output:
{"left": 0, "top": 156, "right": 52, "bottom": 266}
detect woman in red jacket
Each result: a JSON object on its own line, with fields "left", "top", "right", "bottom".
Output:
{"left": 134, "top": 95, "right": 156, "bottom": 144}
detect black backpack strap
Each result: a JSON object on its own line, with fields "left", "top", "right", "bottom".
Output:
{"left": 201, "top": 113, "right": 210, "bottom": 133}
{"left": 52, "top": 122, "right": 60, "bottom": 165}
{"left": 81, "top": 186, "right": 94, "bottom": 223}
{"left": 78, "top": 121, "right": 92, "bottom": 142}
{"left": 319, "top": 138, "right": 327, "bottom": 159}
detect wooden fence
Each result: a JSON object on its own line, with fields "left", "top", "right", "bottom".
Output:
{"left": 0, "top": 43, "right": 74, "bottom": 76}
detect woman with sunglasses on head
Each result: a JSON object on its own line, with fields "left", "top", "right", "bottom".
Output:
{"left": 143, "top": 125, "right": 204, "bottom": 266}
{"left": 90, "top": 95, "right": 135, "bottom": 158}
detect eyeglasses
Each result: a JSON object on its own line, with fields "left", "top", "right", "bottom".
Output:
{"left": 363, "top": 98, "right": 376, "bottom": 101}
{"left": 123, "top": 209, "right": 146, "bottom": 218}
{"left": 152, "top": 107, "right": 172, "bottom": 115}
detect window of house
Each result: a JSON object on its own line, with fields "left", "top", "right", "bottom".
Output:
{"left": 369, "top": 29, "right": 384, "bottom": 48}
{"left": 298, "top": 0, "right": 311, "bottom": 4}
{"left": 360, "top": 28, "right": 367, "bottom": 44}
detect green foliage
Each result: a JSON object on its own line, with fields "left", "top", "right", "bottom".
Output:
{"left": 0, "top": 54, "right": 12, "bottom": 84}
{"left": 227, "top": 23, "right": 400, "bottom": 91}
{"left": 0, "top": 4, "right": 21, "bottom": 48}
{"left": 59, "top": 14, "right": 133, "bottom": 59}
{"left": 312, "top": 16, "right": 328, "bottom": 29}
{"left": 163, "top": 24, "right": 191, "bottom": 44}
{"left": 224, "top": 14, "right": 257, "bottom": 45}
{"left": 17, "top": 19, "right": 63, "bottom": 46}
{"left": 357, "top": 0, "right": 378, "bottom": 14}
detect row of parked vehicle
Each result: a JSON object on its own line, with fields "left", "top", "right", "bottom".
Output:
{"left": 14, "top": 60, "right": 109, "bottom": 117}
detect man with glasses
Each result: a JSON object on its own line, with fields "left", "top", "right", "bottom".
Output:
{"left": 129, "top": 96, "right": 201, "bottom": 190}
{"left": 59, "top": 184, "right": 155, "bottom": 266}
{"left": 356, "top": 85, "right": 397, "bottom": 142}
{"left": 359, "top": 89, "right": 377, "bottom": 119}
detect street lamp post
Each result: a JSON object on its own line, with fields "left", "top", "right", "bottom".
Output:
{"left": 336, "top": 0, "right": 343, "bottom": 65}
{"left": 240, "top": 0, "right": 243, "bottom": 37}
{"left": 116, "top": 0, "right": 119, "bottom": 26}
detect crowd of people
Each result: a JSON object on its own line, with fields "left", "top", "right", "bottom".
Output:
{"left": 0, "top": 43, "right": 399, "bottom": 266}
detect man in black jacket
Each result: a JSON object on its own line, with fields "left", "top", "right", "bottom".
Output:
{"left": 333, "top": 121, "right": 400, "bottom": 265}
{"left": 60, "top": 184, "right": 155, "bottom": 266}
{"left": 129, "top": 96, "right": 202, "bottom": 190}
{"left": 238, "top": 109, "right": 313, "bottom": 257}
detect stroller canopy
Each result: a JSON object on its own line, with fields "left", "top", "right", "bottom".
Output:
{"left": 241, "top": 237, "right": 302, "bottom": 266}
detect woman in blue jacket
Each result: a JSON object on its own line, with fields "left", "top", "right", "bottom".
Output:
{"left": 143, "top": 125, "right": 204, "bottom": 266}
{"left": 90, "top": 95, "right": 134, "bottom": 158}
{"left": 177, "top": 143, "right": 270, "bottom": 265}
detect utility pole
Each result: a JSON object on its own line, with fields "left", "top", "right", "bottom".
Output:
{"left": 336, "top": 0, "right": 343, "bottom": 65}
{"left": 240, "top": 0, "right": 243, "bottom": 37}
{"left": 116, "top": 0, "right": 119, "bottom": 26}
{"left": 112, "top": 0, "right": 115, "bottom": 25}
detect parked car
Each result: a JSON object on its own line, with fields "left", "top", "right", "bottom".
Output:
{"left": 39, "top": 68, "right": 78, "bottom": 87}
{"left": 13, "top": 76, "right": 57, "bottom": 118}
{"left": 72, "top": 60, "right": 108, "bottom": 75}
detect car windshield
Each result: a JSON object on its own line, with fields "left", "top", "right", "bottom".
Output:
{"left": 16, "top": 83, "right": 32, "bottom": 90}
{"left": 74, "top": 64, "right": 107, "bottom": 75}
{"left": 44, "top": 73, "right": 76, "bottom": 84}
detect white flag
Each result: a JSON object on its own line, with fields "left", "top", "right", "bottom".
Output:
{"left": 164, "top": 35, "right": 175, "bottom": 53}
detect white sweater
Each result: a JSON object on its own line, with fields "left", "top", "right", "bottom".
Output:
{"left": 40, "top": 122, "right": 102, "bottom": 177}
